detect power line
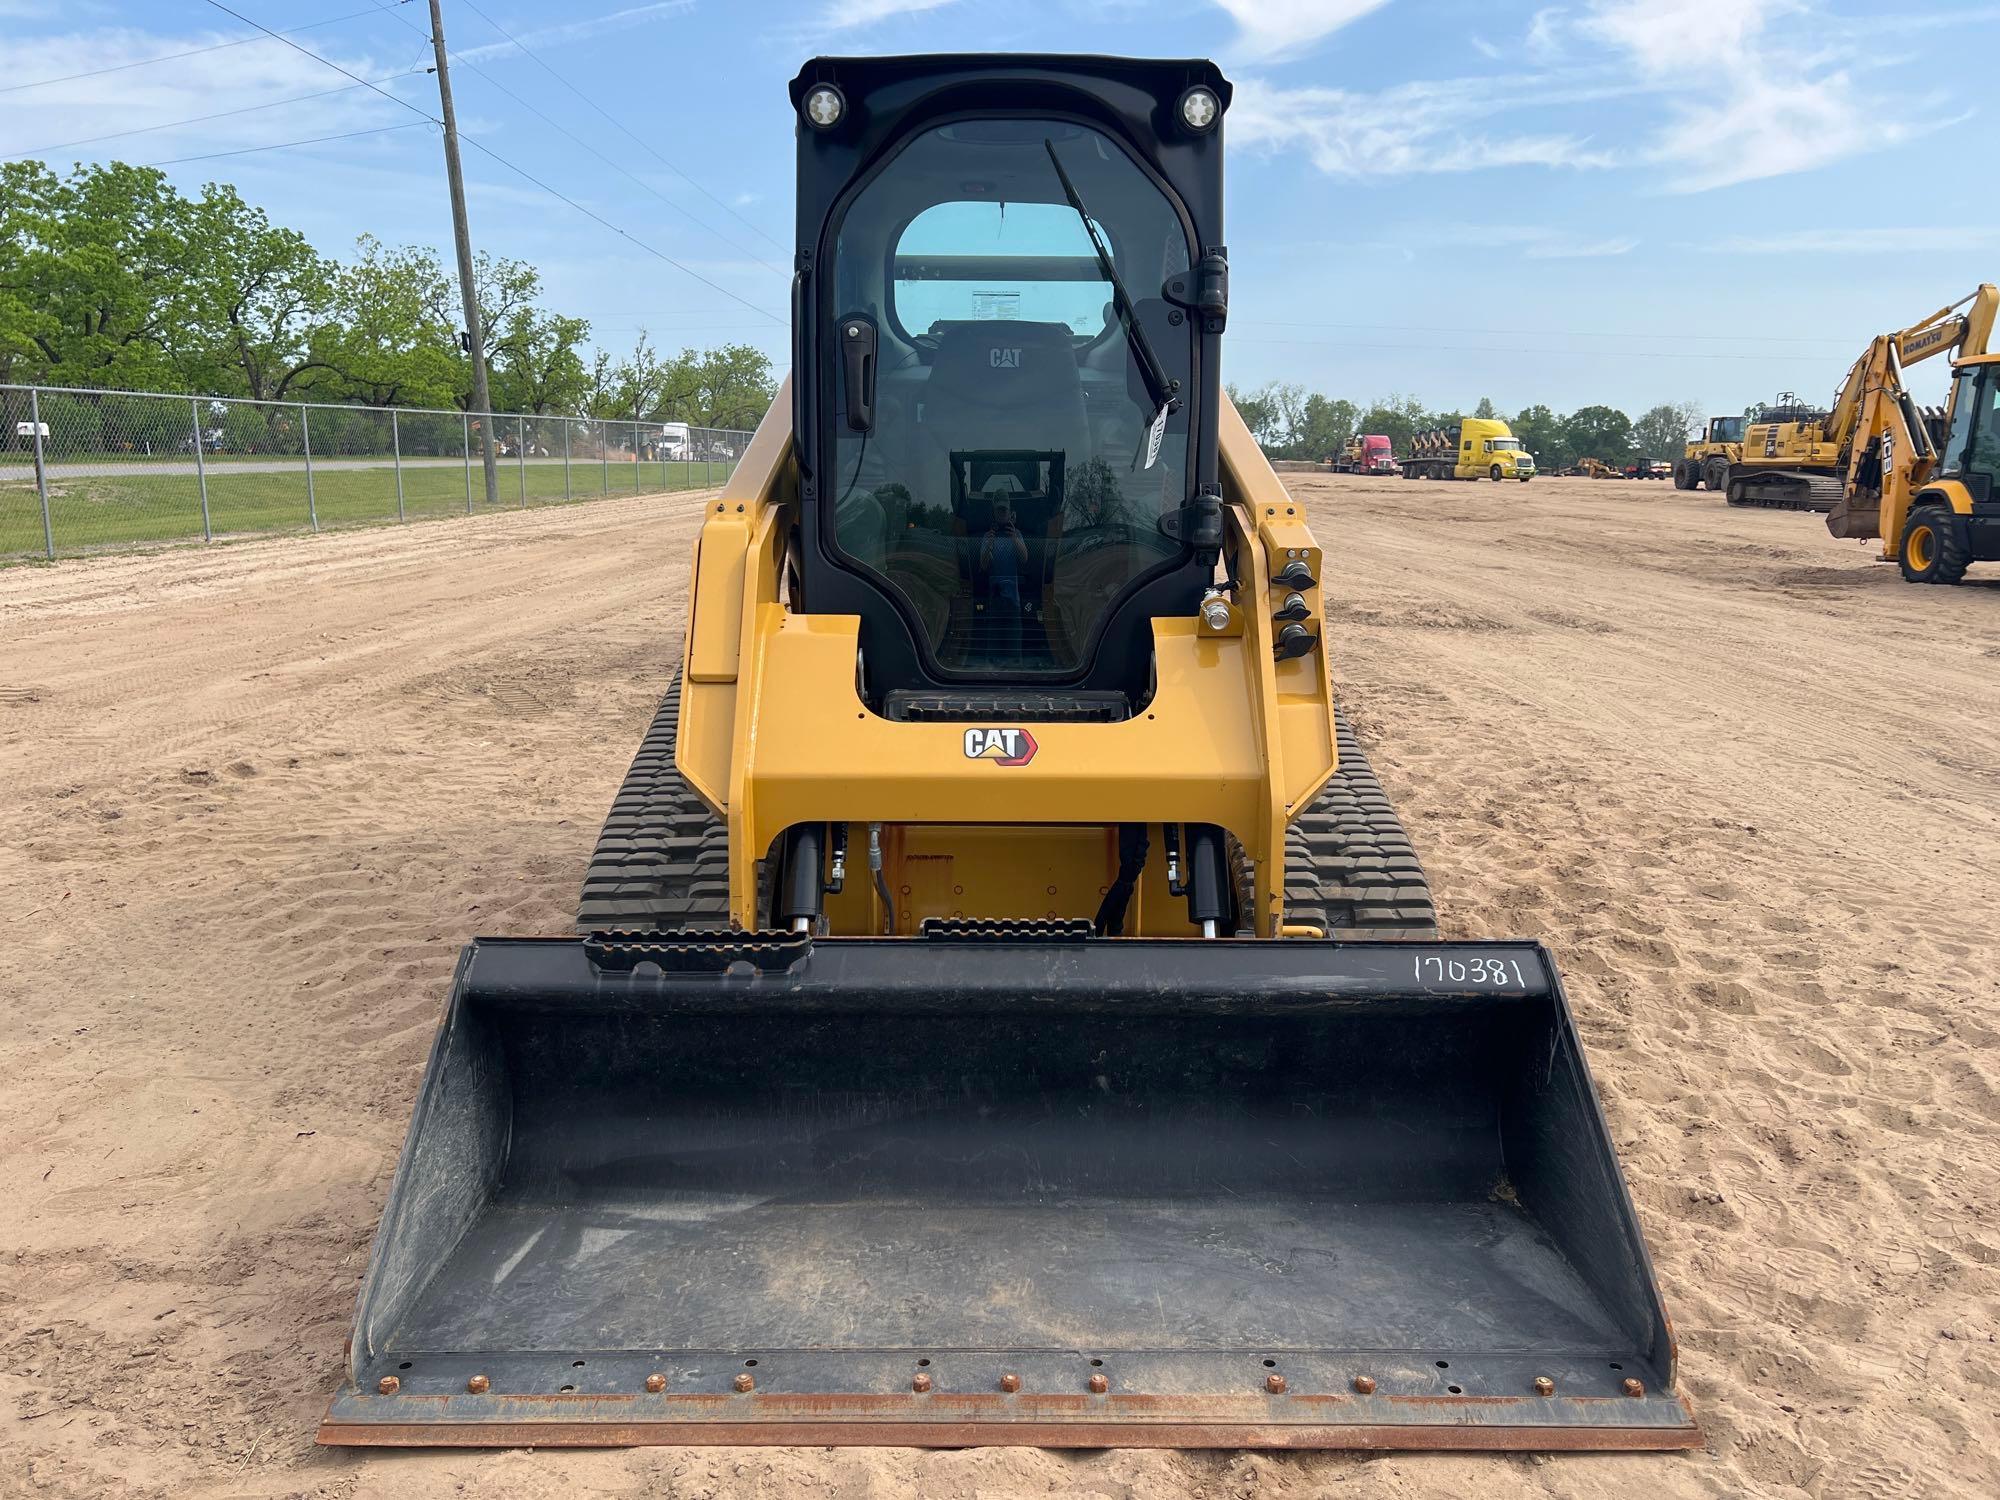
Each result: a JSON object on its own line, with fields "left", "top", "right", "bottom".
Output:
{"left": 5, "top": 74, "right": 428, "bottom": 163}
{"left": 201, "top": 0, "right": 438, "bottom": 124}
{"left": 0, "top": 4, "right": 413, "bottom": 96}
{"left": 197, "top": 1, "right": 782, "bottom": 325}
{"left": 1229, "top": 335, "right": 1835, "bottom": 363}
{"left": 364, "top": 1, "right": 786, "bottom": 278}
{"left": 456, "top": 0, "right": 786, "bottom": 256}
{"left": 1234, "top": 318, "right": 1855, "bottom": 347}
{"left": 458, "top": 135, "right": 784, "bottom": 325}
{"left": 140, "top": 120, "right": 431, "bottom": 168}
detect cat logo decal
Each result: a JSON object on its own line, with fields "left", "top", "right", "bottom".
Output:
{"left": 962, "top": 727, "right": 1037, "bottom": 766}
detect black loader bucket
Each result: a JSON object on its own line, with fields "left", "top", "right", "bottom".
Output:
{"left": 320, "top": 930, "right": 1700, "bottom": 1450}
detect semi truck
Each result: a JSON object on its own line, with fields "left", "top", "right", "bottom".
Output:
{"left": 1401, "top": 417, "right": 1536, "bottom": 481}
{"left": 1332, "top": 433, "right": 1398, "bottom": 474}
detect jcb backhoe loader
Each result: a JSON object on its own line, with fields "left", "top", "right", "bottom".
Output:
{"left": 1727, "top": 290, "right": 1996, "bottom": 520}
{"left": 319, "top": 54, "right": 1697, "bottom": 1452}
{"left": 1821, "top": 283, "right": 1998, "bottom": 584}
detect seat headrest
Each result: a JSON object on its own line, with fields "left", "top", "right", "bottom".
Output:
{"left": 928, "top": 320, "right": 1080, "bottom": 407}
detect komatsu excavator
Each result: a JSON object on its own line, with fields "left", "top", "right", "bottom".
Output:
{"left": 318, "top": 54, "right": 1697, "bottom": 1452}
{"left": 1821, "top": 284, "right": 1998, "bottom": 584}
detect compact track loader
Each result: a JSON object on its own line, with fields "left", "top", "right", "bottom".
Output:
{"left": 320, "top": 54, "right": 1697, "bottom": 1452}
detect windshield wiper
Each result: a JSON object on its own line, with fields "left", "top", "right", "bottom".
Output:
{"left": 1044, "top": 139, "right": 1176, "bottom": 424}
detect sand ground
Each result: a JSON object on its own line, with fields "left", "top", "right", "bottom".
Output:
{"left": 3, "top": 475, "right": 1997, "bottom": 1499}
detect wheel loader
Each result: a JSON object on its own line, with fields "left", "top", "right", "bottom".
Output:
{"left": 319, "top": 54, "right": 1698, "bottom": 1452}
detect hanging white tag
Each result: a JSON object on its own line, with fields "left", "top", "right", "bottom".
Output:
{"left": 1141, "top": 402, "right": 1168, "bottom": 470}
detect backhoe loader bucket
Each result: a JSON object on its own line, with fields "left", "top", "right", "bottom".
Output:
{"left": 320, "top": 931, "right": 1699, "bottom": 1450}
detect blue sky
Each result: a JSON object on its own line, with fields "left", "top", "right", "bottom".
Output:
{"left": 6, "top": 0, "right": 1999, "bottom": 417}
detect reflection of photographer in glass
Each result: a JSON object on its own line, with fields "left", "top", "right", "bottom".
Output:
{"left": 979, "top": 496, "right": 1029, "bottom": 660}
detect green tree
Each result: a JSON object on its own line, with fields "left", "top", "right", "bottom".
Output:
{"left": 1297, "top": 393, "right": 1359, "bottom": 461}
{"left": 0, "top": 160, "right": 198, "bottom": 389}
{"left": 1563, "top": 404, "right": 1635, "bottom": 463}
{"left": 179, "top": 184, "right": 336, "bottom": 401}
{"left": 1227, "top": 382, "right": 1282, "bottom": 450}
{"left": 1632, "top": 400, "right": 1702, "bottom": 461}
{"left": 1511, "top": 403, "right": 1569, "bottom": 468}
{"left": 1473, "top": 395, "right": 1497, "bottom": 419}
{"left": 301, "top": 237, "right": 459, "bottom": 408}
{"left": 490, "top": 306, "right": 592, "bottom": 414}
{"left": 1357, "top": 393, "right": 1431, "bottom": 453}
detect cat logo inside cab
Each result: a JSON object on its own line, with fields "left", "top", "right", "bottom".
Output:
{"left": 963, "top": 726, "right": 1037, "bottom": 766}
{"left": 989, "top": 347, "right": 1022, "bottom": 368}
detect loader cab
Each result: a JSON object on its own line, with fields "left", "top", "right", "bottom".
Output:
{"left": 1938, "top": 358, "right": 2000, "bottom": 504}
{"left": 789, "top": 56, "right": 1229, "bottom": 711}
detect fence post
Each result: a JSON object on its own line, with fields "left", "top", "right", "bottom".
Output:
{"left": 463, "top": 413, "right": 473, "bottom": 514}
{"left": 391, "top": 408, "right": 406, "bottom": 522}
{"left": 562, "top": 418, "right": 572, "bottom": 502}
{"left": 601, "top": 426, "right": 608, "bottom": 495}
{"left": 30, "top": 388, "right": 54, "bottom": 559}
{"left": 516, "top": 415, "right": 527, "bottom": 508}
{"left": 301, "top": 404, "right": 319, "bottom": 531}
{"left": 630, "top": 422, "right": 640, "bottom": 493}
{"left": 189, "top": 397, "right": 213, "bottom": 542}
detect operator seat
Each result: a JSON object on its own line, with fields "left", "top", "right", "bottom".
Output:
{"left": 908, "top": 320, "right": 1092, "bottom": 516}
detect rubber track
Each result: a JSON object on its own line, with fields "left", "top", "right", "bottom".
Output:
{"left": 580, "top": 685, "right": 1440, "bottom": 941}
{"left": 1283, "top": 713, "right": 1440, "bottom": 940}
{"left": 576, "top": 672, "right": 733, "bottom": 932}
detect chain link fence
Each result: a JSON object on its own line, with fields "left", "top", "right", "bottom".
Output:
{"left": 0, "top": 383, "right": 753, "bottom": 560}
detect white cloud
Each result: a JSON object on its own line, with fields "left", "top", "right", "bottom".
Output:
{"left": 1209, "top": 0, "right": 1391, "bottom": 62}
{"left": 816, "top": 0, "right": 959, "bottom": 29}
{"left": 1572, "top": 0, "right": 1946, "bottom": 191}
{"left": 1529, "top": 234, "right": 1637, "bottom": 259}
{"left": 1708, "top": 227, "right": 2000, "bottom": 255}
{"left": 1525, "top": 6, "right": 1566, "bottom": 60}
{"left": 1230, "top": 76, "right": 1615, "bottom": 177}
{"left": 1578, "top": 0, "right": 1799, "bottom": 63}
{"left": 455, "top": 2, "right": 695, "bottom": 64}
{"left": 1420, "top": 225, "right": 1638, "bottom": 258}
{"left": 1, "top": 28, "right": 413, "bottom": 167}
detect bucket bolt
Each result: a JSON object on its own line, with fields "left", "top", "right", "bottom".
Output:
{"left": 911, "top": 1372, "right": 932, "bottom": 1393}
{"left": 376, "top": 1376, "right": 399, "bottom": 1396}
{"left": 999, "top": 1373, "right": 1021, "bottom": 1394}
{"left": 465, "top": 1374, "right": 490, "bottom": 1395}
{"left": 1352, "top": 1374, "right": 1376, "bottom": 1395}
{"left": 645, "top": 1373, "right": 667, "bottom": 1394}
{"left": 1623, "top": 1377, "right": 1646, "bottom": 1398}
{"left": 1533, "top": 1376, "right": 1555, "bottom": 1397}
{"left": 1087, "top": 1373, "right": 1109, "bottom": 1394}
{"left": 734, "top": 1373, "right": 756, "bottom": 1393}
{"left": 1264, "top": 1373, "right": 1287, "bottom": 1395}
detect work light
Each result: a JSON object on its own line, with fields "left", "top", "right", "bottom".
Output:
{"left": 803, "top": 84, "right": 846, "bottom": 130}
{"left": 1177, "top": 85, "right": 1220, "bottom": 133}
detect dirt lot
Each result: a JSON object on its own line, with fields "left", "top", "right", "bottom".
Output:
{"left": 4, "top": 476, "right": 1997, "bottom": 1499}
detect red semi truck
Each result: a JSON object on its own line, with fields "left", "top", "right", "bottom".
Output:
{"left": 1331, "top": 433, "right": 1398, "bottom": 474}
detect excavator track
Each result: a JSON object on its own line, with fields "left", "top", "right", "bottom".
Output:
{"left": 582, "top": 682, "right": 1438, "bottom": 940}
{"left": 1725, "top": 469, "right": 1843, "bottom": 512}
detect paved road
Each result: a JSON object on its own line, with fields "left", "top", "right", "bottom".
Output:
{"left": 0, "top": 455, "right": 730, "bottom": 480}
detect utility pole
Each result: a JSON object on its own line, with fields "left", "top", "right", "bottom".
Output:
{"left": 430, "top": 0, "right": 498, "bottom": 507}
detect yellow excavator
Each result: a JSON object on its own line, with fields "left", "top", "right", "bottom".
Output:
{"left": 317, "top": 54, "right": 1696, "bottom": 1453}
{"left": 1821, "top": 284, "right": 1998, "bottom": 584}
